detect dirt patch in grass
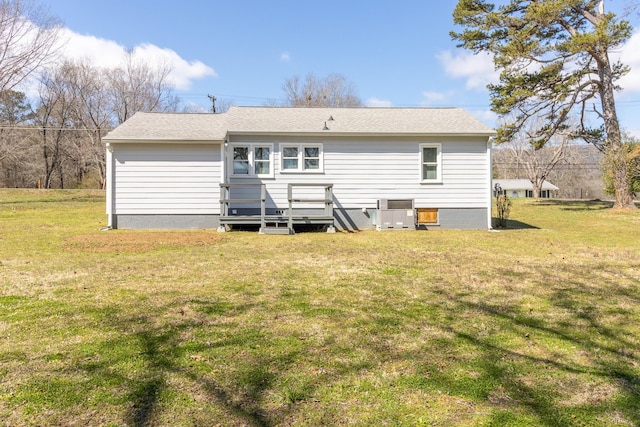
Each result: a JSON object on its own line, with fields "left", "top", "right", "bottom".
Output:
{"left": 64, "top": 231, "right": 227, "bottom": 253}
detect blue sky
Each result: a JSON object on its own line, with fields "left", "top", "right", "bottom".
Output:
{"left": 41, "top": 1, "right": 640, "bottom": 133}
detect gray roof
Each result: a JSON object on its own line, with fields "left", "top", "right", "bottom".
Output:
{"left": 104, "top": 106, "right": 495, "bottom": 142}
{"left": 104, "top": 112, "right": 229, "bottom": 141}
{"left": 494, "top": 179, "right": 559, "bottom": 191}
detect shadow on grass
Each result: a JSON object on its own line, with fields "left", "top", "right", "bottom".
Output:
{"left": 492, "top": 218, "right": 540, "bottom": 229}
{"left": 21, "top": 261, "right": 640, "bottom": 426}
{"left": 69, "top": 308, "right": 277, "bottom": 426}
{"left": 425, "top": 263, "right": 640, "bottom": 426}
{"left": 535, "top": 199, "right": 615, "bottom": 211}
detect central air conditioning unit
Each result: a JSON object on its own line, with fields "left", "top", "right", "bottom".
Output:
{"left": 376, "top": 199, "right": 415, "bottom": 230}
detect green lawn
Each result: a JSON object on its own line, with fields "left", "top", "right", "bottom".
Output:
{"left": 1, "top": 189, "right": 639, "bottom": 426}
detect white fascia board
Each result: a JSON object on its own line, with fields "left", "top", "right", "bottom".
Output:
{"left": 103, "top": 138, "right": 224, "bottom": 144}
{"left": 226, "top": 131, "right": 497, "bottom": 138}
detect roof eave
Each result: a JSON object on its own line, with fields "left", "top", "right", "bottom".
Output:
{"left": 227, "top": 131, "right": 497, "bottom": 138}
{"left": 104, "top": 138, "right": 224, "bottom": 144}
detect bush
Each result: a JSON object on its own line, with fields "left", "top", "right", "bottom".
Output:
{"left": 495, "top": 194, "right": 512, "bottom": 228}
{"left": 602, "top": 133, "right": 640, "bottom": 198}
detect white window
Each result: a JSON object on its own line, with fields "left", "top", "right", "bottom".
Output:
{"left": 281, "top": 144, "right": 323, "bottom": 173}
{"left": 231, "top": 144, "right": 273, "bottom": 178}
{"left": 420, "top": 143, "right": 442, "bottom": 183}
{"left": 282, "top": 146, "right": 299, "bottom": 171}
{"left": 233, "top": 146, "right": 250, "bottom": 175}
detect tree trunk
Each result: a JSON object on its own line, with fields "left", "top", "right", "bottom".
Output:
{"left": 597, "top": 50, "right": 636, "bottom": 208}
{"left": 532, "top": 184, "right": 541, "bottom": 198}
{"left": 42, "top": 129, "right": 54, "bottom": 189}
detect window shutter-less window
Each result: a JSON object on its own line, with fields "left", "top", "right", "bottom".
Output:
{"left": 254, "top": 147, "right": 270, "bottom": 175}
{"left": 422, "top": 147, "right": 438, "bottom": 180}
{"left": 233, "top": 147, "right": 249, "bottom": 175}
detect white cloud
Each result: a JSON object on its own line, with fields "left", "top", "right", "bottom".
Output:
{"left": 57, "top": 28, "right": 125, "bottom": 68}
{"left": 422, "top": 91, "right": 447, "bottom": 102}
{"left": 56, "top": 27, "right": 216, "bottom": 90}
{"left": 617, "top": 30, "right": 640, "bottom": 93}
{"left": 366, "top": 97, "right": 393, "bottom": 107}
{"left": 280, "top": 52, "right": 291, "bottom": 62}
{"left": 470, "top": 108, "right": 498, "bottom": 127}
{"left": 130, "top": 43, "right": 215, "bottom": 90}
{"left": 437, "top": 50, "right": 498, "bottom": 90}
{"left": 420, "top": 90, "right": 455, "bottom": 106}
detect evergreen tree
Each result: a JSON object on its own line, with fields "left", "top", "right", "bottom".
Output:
{"left": 452, "top": 0, "right": 636, "bottom": 208}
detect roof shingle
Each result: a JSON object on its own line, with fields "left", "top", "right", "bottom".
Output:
{"left": 104, "top": 106, "right": 495, "bottom": 141}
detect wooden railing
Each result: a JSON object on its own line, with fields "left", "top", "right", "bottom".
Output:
{"left": 219, "top": 183, "right": 266, "bottom": 230}
{"left": 286, "top": 183, "right": 334, "bottom": 230}
{"left": 219, "top": 183, "right": 334, "bottom": 233}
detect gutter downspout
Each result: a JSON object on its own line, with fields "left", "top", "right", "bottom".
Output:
{"left": 105, "top": 143, "right": 115, "bottom": 228}
{"left": 487, "top": 136, "right": 495, "bottom": 230}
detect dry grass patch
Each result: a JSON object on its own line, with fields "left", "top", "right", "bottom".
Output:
{"left": 64, "top": 231, "right": 228, "bottom": 253}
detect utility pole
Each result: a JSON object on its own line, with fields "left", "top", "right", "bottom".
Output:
{"left": 207, "top": 94, "right": 216, "bottom": 113}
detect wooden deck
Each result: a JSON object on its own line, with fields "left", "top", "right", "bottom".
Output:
{"left": 218, "top": 183, "right": 336, "bottom": 234}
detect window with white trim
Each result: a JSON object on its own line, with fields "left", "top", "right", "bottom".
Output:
{"left": 420, "top": 143, "right": 442, "bottom": 183}
{"left": 281, "top": 144, "right": 323, "bottom": 173}
{"left": 231, "top": 144, "right": 273, "bottom": 177}
{"left": 282, "top": 146, "right": 299, "bottom": 170}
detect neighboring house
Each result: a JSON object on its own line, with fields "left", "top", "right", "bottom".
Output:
{"left": 493, "top": 179, "right": 559, "bottom": 198}
{"left": 104, "top": 107, "right": 496, "bottom": 233}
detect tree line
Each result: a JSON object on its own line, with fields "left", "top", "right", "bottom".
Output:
{"left": 0, "top": 0, "right": 183, "bottom": 188}
{"left": 0, "top": 56, "right": 179, "bottom": 188}
{"left": 0, "top": 0, "right": 362, "bottom": 189}
{"left": 1, "top": 0, "right": 638, "bottom": 203}
{"left": 0, "top": 61, "right": 363, "bottom": 188}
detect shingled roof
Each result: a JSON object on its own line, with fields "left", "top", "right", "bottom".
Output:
{"left": 104, "top": 106, "right": 495, "bottom": 142}
{"left": 104, "top": 112, "right": 228, "bottom": 141}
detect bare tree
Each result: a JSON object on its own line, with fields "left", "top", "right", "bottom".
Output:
{"left": 495, "top": 143, "right": 607, "bottom": 199}
{"left": 0, "top": 89, "right": 34, "bottom": 186}
{"left": 32, "top": 63, "right": 79, "bottom": 188}
{"left": 0, "top": 90, "right": 30, "bottom": 160}
{"left": 106, "top": 50, "right": 180, "bottom": 124}
{"left": 499, "top": 118, "right": 569, "bottom": 198}
{"left": 282, "top": 73, "right": 362, "bottom": 107}
{"left": 63, "top": 60, "right": 113, "bottom": 185}
{"left": 0, "top": 0, "right": 62, "bottom": 93}
{"left": 0, "top": 46, "right": 187, "bottom": 188}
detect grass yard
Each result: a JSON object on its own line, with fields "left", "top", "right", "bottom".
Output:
{"left": 1, "top": 189, "right": 639, "bottom": 426}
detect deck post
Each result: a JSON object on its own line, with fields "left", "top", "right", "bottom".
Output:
{"left": 218, "top": 184, "right": 228, "bottom": 232}
{"left": 287, "top": 184, "right": 294, "bottom": 231}
{"left": 260, "top": 184, "right": 266, "bottom": 232}
{"left": 325, "top": 185, "right": 333, "bottom": 217}
{"left": 219, "top": 184, "right": 224, "bottom": 217}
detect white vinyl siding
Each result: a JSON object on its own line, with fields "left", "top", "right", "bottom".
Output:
{"left": 227, "top": 137, "right": 489, "bottom": 210}
{"left": 113, "top": 143, "right": 221, "bottom": 214}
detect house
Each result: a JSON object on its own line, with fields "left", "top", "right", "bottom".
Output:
{"left": 493, "top": 179, "right": 559, "bottom": 198}
{"left": 104, "top": 107, "right": 496, "bottom": 233}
